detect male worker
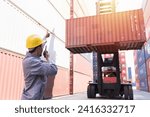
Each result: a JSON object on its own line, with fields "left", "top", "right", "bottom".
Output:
{"left": 21, "top": 33, "right": 58, "bottom": 100}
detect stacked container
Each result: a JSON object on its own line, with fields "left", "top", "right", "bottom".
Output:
{"left": 137, "top": 47, "right": 149, "bottom": 91}
{"left": 145, "top": 39, "right": 150, "bottom": 91}
{"left": 134, "top": 50, "right": 140, "bottom": 90}
{"left": 142, "top": 0, "right": 150, "bottom": 92}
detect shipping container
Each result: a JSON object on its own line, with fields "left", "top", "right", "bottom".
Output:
{"left": 44, "top": 67, "right": 70, "bottom": 98}
{"left": 73, "top": 72, "right": 92, "bottom": 93}
{"left": 145, "top": 16, "right": 150, "bottom": 39}
{"left": 73, "top": 54, "right": 93, "bottom": 93}
{"left": 143, "top": 0, "right": 150, "bottom": 23}
{"left": 66, "top": 9, "right": 146, "bottom": 54}
{"left": 147, "top": 75, "right": 150, "bottom": 92}
{"left": 138, "top": 63, "right": 147, "bottom": 79}
{"left": 136, "top": 78, "right": 140, "bottom": 90}
{"left": 135, "top": 64, "right": 138, "bottom": 76}
{"left": 74, "top": 54, "right": 92, "bottom": 75}
{"left": 137, "top": 48, "right": 145, "bottom": 67}
{"left": 146, "top": 58, "right": 150, "bottom": 76}
{"left": 0, "top": 48, "right": 24, "bottom": 99}
{"left": 133, "top": 50, "right": 137, "bottom": 64}
{"left": 145, "top": 39, "right": 150, "bottom": 59}
{"left": 139, "top": 77, "right": 148, "bottom": 91}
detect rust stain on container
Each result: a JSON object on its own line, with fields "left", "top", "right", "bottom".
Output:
{"left": 0, "top": 48, "right": 24, "bottom": 99}
{"left": 66, "top": 9, "right": 146, "bottom": 54}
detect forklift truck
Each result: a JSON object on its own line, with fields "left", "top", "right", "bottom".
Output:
{"left": 87, "top": 51, "right": 133, "bottom": 100}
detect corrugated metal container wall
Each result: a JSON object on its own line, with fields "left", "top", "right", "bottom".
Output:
{"left": 44, "top": 67, "right": 70, "bottom": 98}
{"left": 74, "top": 54, "right": 92, "bottom": 76}
{"left": 134, "top": 50, "right": 140, "bottom": 90}
{"left": 66, "top": 9, "right": 146, "bottom": 54}
{"left": 139, "top": 77, "right": 148, "bottom": 91}
{"left": 134, "top": 50, "right": 138, "bottom": 81}
{"left": 73, "top": 54, "right": 92, "bottom": 93}
{"left": 0, "top": 48, "right": 24, "bottom": 99}
{"left": 145, "top": 17, "right": 150, "bottom": 39}
{"left": 136, "top": 78, "right": 140, "bottom": 90}
{"left": 145, "top": 39, "right": 150, "bottom": 60}
{"left": 147, "top": 76, "right": 150, "bottom": 92}
{"left": 138, "top": 63, "right": 147, "bottom": 80}
{"left": 143, "top": 0, "right": 150, "bottom": 23}
{"left": 0, "top": 1, "right": 46, "bottom": 54}
{"left": 0, "top": 0, "right": 70, "bottom": 69}
{"left": 137, "top": 48, "right": 145, "bottom": 67}
{"left": 55, "top": 67, "right": 69, "bottom": 96}
{"left": 134, "top": 50, "right": 138, "bottom": 67}
{"left": 146, "top": 58, "right": 150, "bottom": 76}
{"left": 74, "top": 72, "right": 92, "bottom": 93}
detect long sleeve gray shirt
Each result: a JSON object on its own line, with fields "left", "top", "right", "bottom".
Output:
{"left": 21, "top": 52, "right": 57, "bottom": 100}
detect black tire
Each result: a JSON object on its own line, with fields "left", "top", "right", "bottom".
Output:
{"left": 124, "top": 86, "right": 129, "bottom": 100}
{"left": 87, "top": 85, "right": 96, "bottom": 98}
{"left": 128, "top": 86, "right": 134, "bottom": 100}
{"left": 107, "top": 90, "right": 114, "bottom": 99}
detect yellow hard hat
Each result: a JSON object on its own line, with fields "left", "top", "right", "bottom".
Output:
{"left": 26, "top": 34, "right": 45, "bottom": 48}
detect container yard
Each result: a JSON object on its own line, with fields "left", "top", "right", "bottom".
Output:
{"left": 0, "top": 0, "right": 150, "bottom": 100}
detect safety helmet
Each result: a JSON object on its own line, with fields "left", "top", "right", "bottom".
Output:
{"left": 26, "top": 34, "right": 45, "bottom": 49}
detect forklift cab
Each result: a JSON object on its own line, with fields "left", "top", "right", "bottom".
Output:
{"left": 102, "top": 66, "right": 117, "bottom": 84}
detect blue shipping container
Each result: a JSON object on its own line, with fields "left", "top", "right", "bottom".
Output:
{"left": 139, "top": 78, "right": 148, "bottom": 92}
{"left": 138, "top": 63, "right": 147, "bottom": 80}
{"left": 137, "top": 47, "right": 145, "bottom": 67}
{"left": 145, "top": 39, "right": 150, "bottom": 60}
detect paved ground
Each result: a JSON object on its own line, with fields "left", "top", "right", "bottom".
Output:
{"left": 53, "top": 89, "right": 150, "bottom": 100}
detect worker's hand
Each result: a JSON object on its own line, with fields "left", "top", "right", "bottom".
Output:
{"left": 45, "top": 32, "right": 50, "bottom": 39}
{"left": 43, "top": 50, "right": 49, "bottom": 61}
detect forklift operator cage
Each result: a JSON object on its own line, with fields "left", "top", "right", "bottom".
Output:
{"left": 65, "top": 9, "right": 146, "bottom": 54}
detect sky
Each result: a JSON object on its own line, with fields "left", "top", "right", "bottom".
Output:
{"left": 116, "top": 0, "right": 143, "bottom": 11}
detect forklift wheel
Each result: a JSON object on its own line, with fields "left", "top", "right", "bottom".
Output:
{"left": 124, "top": 85, "right": 133, "bottom": 100}
{"left": 87, "top": 84, "right": 96, "bottom": 98}
{"left": 124, "top": 86, "right": 129, "bottom": 100}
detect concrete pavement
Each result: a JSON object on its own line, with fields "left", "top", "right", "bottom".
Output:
{"left": 52, "top": 89, "right": 150, "bottom": 100}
